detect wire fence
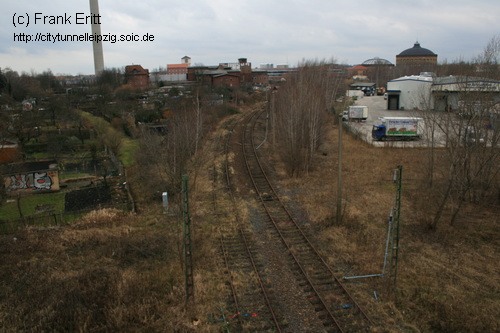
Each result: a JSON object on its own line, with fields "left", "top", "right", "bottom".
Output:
{"left": 1, "top": 210, "right": 80, "bottom": 234}
{"left": 0, "top": 201, "right": 131, "bottom": 234}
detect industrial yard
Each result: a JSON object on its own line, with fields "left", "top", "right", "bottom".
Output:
{"left": 344, "top": 94, "right": 497, "bottom": 148}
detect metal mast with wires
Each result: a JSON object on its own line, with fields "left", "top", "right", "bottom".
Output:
{"left": 389, "top": 165, "right": 403, "bottom": 293}
{"left": 182, "top": 174, "right": 194, "bottom": 304}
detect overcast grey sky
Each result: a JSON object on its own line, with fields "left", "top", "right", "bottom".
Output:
{"left": 2, "top": 0, "right": 499, "bottom": 75}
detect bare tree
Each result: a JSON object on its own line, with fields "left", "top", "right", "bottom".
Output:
{"left": 421, "top": 36, "right": 500, "bottom": 228}
{"left": 272, "top": 60, "right": 343, "bottom": 176}
{"left": 133, "top": 107, "right": 200, "bottom": 201}
{"left": 417, "top": 90, "right": 438, "bottom": 187}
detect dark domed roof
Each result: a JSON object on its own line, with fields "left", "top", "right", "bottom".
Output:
{"left": 398, "top": 42, "right": 436, "bottom": 57}
{"left": 362, "top": 57, "right": 394, "bottom": 66}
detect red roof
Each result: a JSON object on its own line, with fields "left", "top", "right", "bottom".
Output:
{"left": 168, "top": 64, "right": 189, "bottom": 69}
{"left": 125, "top": 65, "right": 148, "bottom": 75}
{"left": 350, "top": 65, "right": 368, "bottom": 71}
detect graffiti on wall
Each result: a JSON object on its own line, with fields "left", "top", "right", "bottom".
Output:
{"left": 6, "top": 172, "right": 56, "bottom": 191}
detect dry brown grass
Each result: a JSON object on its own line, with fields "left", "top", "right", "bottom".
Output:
{"left": 1, "top": 108, "right": 497, "bottom": 332}
{"left": 199, "top": 108, "right": 499, "bottom": 331}
{"left": 271, "top": 117, "right": 499, "bottom": 332}
{"left": 0, "top": 206, "right": 226, "bottom": 332}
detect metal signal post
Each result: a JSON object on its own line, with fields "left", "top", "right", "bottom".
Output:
{"left": 390, "top": 165, "right": 403, "bottom": 292}
{"left": 336, "top": 113, "right": 343, "bottom": 224}
{"left": 182, "top": 174, "right": 194, "bottom": 304}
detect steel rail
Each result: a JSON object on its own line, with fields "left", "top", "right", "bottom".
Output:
{"left": 242, "top": 109, "right": 373, "bottom": 332}
{"left": 218, "top": 112, "right": 283, "bottom": 332}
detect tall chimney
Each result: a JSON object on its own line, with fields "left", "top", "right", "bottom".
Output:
{"left": 89, "top": 0, "right": 104, "bottom": 75}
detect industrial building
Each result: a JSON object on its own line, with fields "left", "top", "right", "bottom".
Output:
{"left": 396, "top": 42, "right": 437, "bottom": 66}
{"left": 396, "top": 42, "right": 438, "bottom": 75}
{"left": 432, "top": 76, "right": 500, "bottom": 112}
{"left": 386, "top": 74, "right": 433, "bottom": 110}
{"left": 124, "top": 65, "right": 150, "bottom": 90}
{"left": 386, "top": 74, "right": 500, "bottom": 113}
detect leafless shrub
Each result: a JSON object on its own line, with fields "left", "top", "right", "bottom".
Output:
{"left": 416, "top": 35, "right": 500, "bottom": 228}
{"left": 131, "top": 107, "right": 200, "bottom": 203}
{"left": 271, "top": 60, "right": 343, "bottom": 176}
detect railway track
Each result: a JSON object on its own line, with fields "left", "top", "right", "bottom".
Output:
{"left": 214, "top": 114, "right": 286, "bottom": 332}
{"left": 214, "top": 106, "right": 374, "bottom": 332}
{"left": 240, "top": 109, "right": 373, "bottom": 332}
{"left": 220, "top": 230, "right": 285, "bottom": 332}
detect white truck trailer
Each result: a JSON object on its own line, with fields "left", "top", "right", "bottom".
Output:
{"left": 372, "top": 117, "right": 423, "bottom": 141}
{"left": 342, "top": 105, "right": 369, "bottom": 121}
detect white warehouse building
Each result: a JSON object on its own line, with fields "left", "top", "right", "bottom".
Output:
{"left": 386, "top": 74, "right": 433, "bottom": 110}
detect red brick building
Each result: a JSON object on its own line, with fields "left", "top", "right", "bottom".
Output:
{"left": 0, "top": 140, "right": 21, "bottom": 164}
{"left": 187, "top": 58, "right": 270, "bottom": 88}
{"left": 251, "top": 71, "right": 269, "bottom": 85}
{"left": 125, "top": 65, "right": 150, "bottom": 90}
{"left": 167, "top": 63, "right": 189, "bottom": 75}
{"left": 167, "top": 56, "right": 190, "bottom": 75}
{"left": 348, "top": 65, "right": 369, "bottom": 79}
{"left": 212, "top": 73, "right": 241, "bottom": 88}
{"left": 396, "top": 42, "right": 438, "bottom": 75}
